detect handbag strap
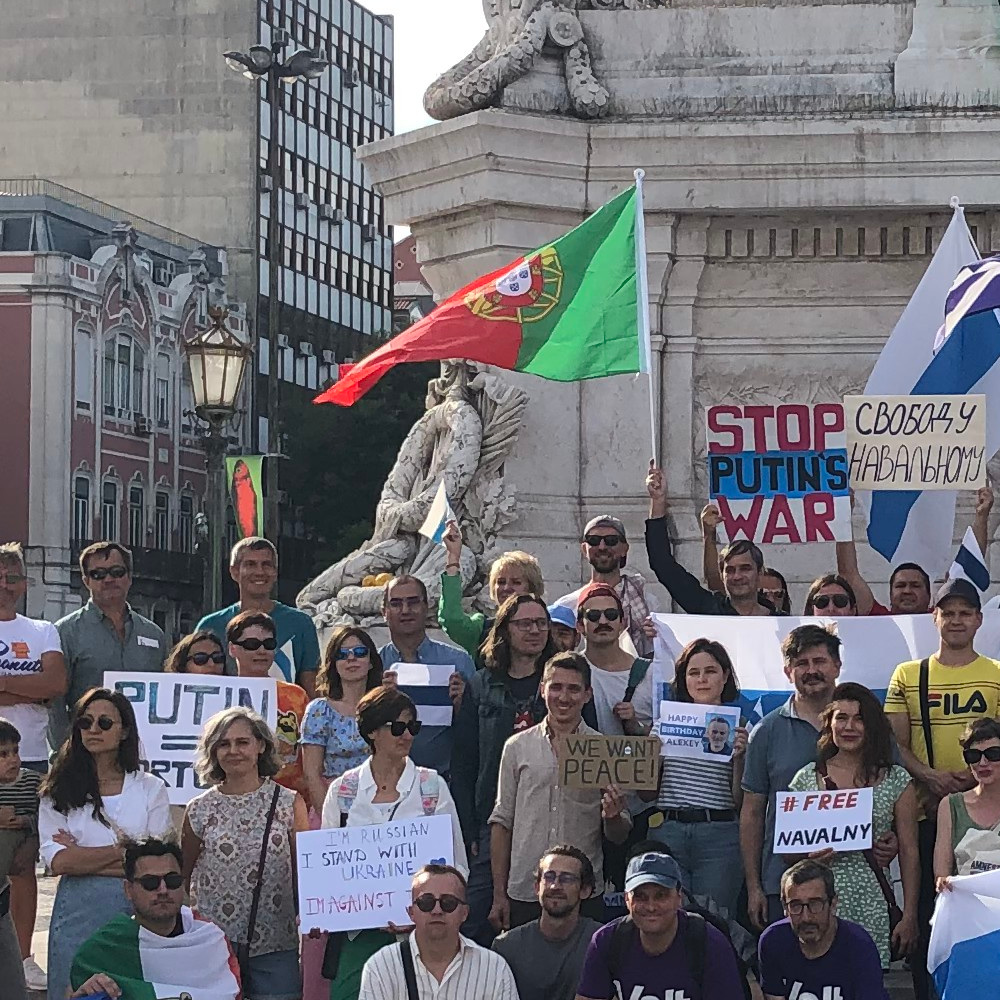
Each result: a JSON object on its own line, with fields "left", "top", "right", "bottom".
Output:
{"left": 816, "top": 762, "right": 899, "bottom": 911}
{"left": 245, "top": 784, "right": 282, "bottom": 952}
{"left": 918, "top": 657, "right": 935, "bottom": 770}
{"left": 399, "top": 938, "right": 420, "bottom": 1000}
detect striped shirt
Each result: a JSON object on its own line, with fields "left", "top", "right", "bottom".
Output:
{"left": 358, "top": 934, "right": 519, "bottom": 1000}
{"left": 0, "top": 768, "right": 41, "bottom": 832}
{"left": 657, "top": 755, "right": 734, "bottom": 811}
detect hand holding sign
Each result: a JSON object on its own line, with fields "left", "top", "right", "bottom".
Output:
{"left": 773, "top": 788, "right": 874, "bottom": 853}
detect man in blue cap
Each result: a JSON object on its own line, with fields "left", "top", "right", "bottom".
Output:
{"left": 548, "top": 604, "right": 580, "bottom": 652}
{"left": 575, "top": 852, "right": 745, "bottom": 1000}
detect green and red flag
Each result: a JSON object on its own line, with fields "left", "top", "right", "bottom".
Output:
{"left": 225, "top": 455, "right": 265, "bottom": 538}
{"left": 314, "top": 183, "right": 650, "bottom": 406}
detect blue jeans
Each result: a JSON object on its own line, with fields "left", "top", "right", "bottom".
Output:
{"left": 650, "top": 818, "right": 743, "bottom": 916}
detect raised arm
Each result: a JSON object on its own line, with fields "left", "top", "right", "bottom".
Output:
{"left": 700, "top": 504, "right": 725, "bottom": 593}
{"left": 437, "top": 521, "right": 487, "bottom": 656}
{"left": 836, "top": 492, "right": 877, "bottom": 616}
{"left": 973, "top": 485, "right": 994, "bottom": 557}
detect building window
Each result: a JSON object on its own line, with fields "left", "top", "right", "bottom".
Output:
{"left": 128, "top": 485, "right": 145, "bottom": 548}
{"left": 101, "top": 481, "right": 119, "bottom": 541}
{"left": 155, "top": 492, "right": 170, "bottom": 550}
{"left": 155, "top": 352, "right": 171, "bottom": 429}
{"left": 180, "top": 372, "right": 195, "bottom": 434}
{"left": 72, "top": 477, "right": 90, "bottom": 543}
{"left": 74, "top": 328, "right": 94, "bottom": 411}
{"left": 179, "top": 494, "right": 194, "bottom": 554}
{"left": 103, "top": 334, "right": 146, "bottom": 418}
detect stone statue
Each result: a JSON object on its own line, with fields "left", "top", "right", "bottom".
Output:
{"left": 297, "top": 361, "right": 530, "bottom": 626}
{"left": 424, "top": 0, "right": 611, "bottom": 121}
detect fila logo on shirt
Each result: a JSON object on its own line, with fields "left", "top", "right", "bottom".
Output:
{"left": 788, "top": 984, "right": 843, "bottom": 1000}
{"left": 614, "top": 987, "right": 691, "bottom": 1000}
{"left": 925, "top": 690, "right": 989, "bottom": 715}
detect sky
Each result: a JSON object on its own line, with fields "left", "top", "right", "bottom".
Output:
{"left": 361, "top": 0, "right": 488, "bottom": 136}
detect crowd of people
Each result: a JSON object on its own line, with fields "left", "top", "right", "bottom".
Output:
{"left": 0, "top": 460, "right": 998, "bottom": 999}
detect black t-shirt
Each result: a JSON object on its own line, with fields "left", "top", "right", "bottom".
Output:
{"left": 508, "top": 673, "right": 541, "bottom": 733}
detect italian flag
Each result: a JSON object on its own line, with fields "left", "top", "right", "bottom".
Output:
{"left": 315, "top": 181, "right": 651, "bottom": 406}
{"left": 70, "top": 908, "right": 242, "bottom": 1000}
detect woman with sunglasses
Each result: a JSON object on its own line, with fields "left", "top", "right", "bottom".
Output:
{"left": 164, "top": 630, "right": 227, "bottom": 674}
{"left": 934, "top": 718, "right": 1000, "bottom": 892}
{"left": 318, "top": 685, "right": 467, "bottom": 1000}
{"left": 789, "top": 682, "right": 919, "bottom": 968}
{"left": 803, "top": 574, "right": 858, "bottom": 617}
{"left": 760, "top": 568, "right": 791, "bottom": 615}
{"left": 39, "top": 688, "right": 172, "bottom": 1000}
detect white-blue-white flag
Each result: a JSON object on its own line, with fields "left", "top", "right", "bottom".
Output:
{"left": 392, "top": 662, "right": 454, "bottom": 726}
{"left": 863, "top": 203, "right": 984, "bottom": 576}
{"left": 929, "top": 868, "right": 1000, "bottom": 998}
{"left": 417, "top": 480, "right": 456, "bottom": 545}
{"left": 949, "top": 526, "right": 991, "bottom": 593}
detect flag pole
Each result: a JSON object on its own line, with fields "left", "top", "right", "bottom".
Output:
{"left": 634, "top": 168, "right": 657, "bottom": 462}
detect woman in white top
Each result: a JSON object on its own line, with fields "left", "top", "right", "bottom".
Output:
{"left": 40, "top": 687, "right": 171, "bottom": 1000}
{"left": 319, "top": 686, "right": 466, "bottom": 1000}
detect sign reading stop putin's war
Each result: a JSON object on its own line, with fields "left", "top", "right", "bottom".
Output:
{"left": 557, "top": 734, "right": 661, "bottom": 792}
{"left": 844, "top": 394, "right": 987, "bottom": 491}
{"left": 706, "top": 403, "right": 851, "bottom": 545}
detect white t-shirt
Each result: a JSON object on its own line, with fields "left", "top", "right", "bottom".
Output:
{"left": 586, "top": 658, "right": 655, "bottom": 735}
{"left": 0, "top": 614, "right": 62, "bottom": 761}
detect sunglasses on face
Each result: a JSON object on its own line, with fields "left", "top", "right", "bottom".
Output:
{"left": 86, "top": 566, "right": 128, "bottom": 581}
{"left": 412, "top": 892, "right": 465, "bottom": 913}
{"left": 583, "top": 607, "right": 621, "bottom": 623}
{"left": 385, "top": 719, "right": 422, "bottom": 738}
{"left": 189, "top": 651, "right": 226, "bottom": 666}
{"left": 963, "top": 746, "right": 1000, "bottom": 765}
{"left": 337, "top": 646, "right": 369, "bottom": 660}
{"left": 132, "top": 872, "right": 184, "bottom": 892}
{"left": 232, "top": 637, "right": 277, "bottom": 651}
{"left": 812, "top": 594, "right": 851, "bottom": 610}
{"left": 77, "top": 715, "right": 116, "bottom": 732}
{"left": 584, "top": 534, "right": 623, "bottom": 548}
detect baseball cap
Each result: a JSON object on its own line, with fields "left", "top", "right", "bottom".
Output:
{"left": 548, "top": 604, "right": 578, "bottom": 630}
{"left": 583, "top": 515, "right": 627, "bottom": 540}
{"left": 935, "top": 577, "right": 982, "bottom": 611}
{"left": 576, "top": 582, "right": 624, "bottom": 618}
{"left": 624, "top": 852, "right": 683, "bottom": 893}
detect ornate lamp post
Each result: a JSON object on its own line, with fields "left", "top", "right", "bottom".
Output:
{"left": 184, "top": 306, "right": 252, "bottom": 608}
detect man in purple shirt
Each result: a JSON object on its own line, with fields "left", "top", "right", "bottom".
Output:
{"left": 758, "top": 860, "right": 888, "bottom": 1000}
{"left": 576, "top": 852, "right": 744, "bottom": 1000}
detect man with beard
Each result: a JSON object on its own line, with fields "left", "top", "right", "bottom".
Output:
{"left": 703, "top": 717, "right": 733, "bottom": 756}
{"left": 758, "top": 860, "right": 888, "bottom": 1000}
{"left": 885, "top": 577, "right": 1000, "bottom": 1000}
{"left": 492, "top": 845, "right": 602, "bottom": 1000}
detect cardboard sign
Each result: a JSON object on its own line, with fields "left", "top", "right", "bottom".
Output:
{"left": 772, "top": 787, "right": 874, "bottom": 852}
{"left": 393, "top": 662, "right": 454, "bottom": 727}
{"left": 844, "top": 394, "right": 986, "bottom": 490}
{"left": 105, "top": 672, "right": 277, "bottom": 805}
{"left": 705, "top": 403, "right": 851, "bottom": 544}
{"left": 557, "top": 734, "right": 661, "bottom": 791}
{"left": 296, "top": 814, "right": 455, "bottom": 932}
{"left": 657, "top": 701, "right": 742, "bottom": 761}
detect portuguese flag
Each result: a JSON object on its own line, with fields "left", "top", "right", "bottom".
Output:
{"left": 315, "top": 183, "right": 649, "bottom": 406}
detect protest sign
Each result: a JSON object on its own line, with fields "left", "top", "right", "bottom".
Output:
{"left": 105, "top": 672, "right": 277, "bottom": 804}
{"left": 393, "top": 662, "right": 454, "bottom": 727}
{"left": 557, "top": 734, "right": 661, "bottom": 791}
{"left": 845, "top": 394, "right": 986, "bottom": 490}
{"left": 773, "top": 787, "right": 874, "bottom": 852}
{"left": 296, "top": 814, "right": 454, "bottom": 932}
{"left": 656, "top": 701, "right": 741, "bottom": 761}
{"left": 706, "top": 402, "right": 851, "bottom": 544}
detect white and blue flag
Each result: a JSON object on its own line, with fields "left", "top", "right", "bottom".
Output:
{"left": 863, "top": 202, "right": 989, "bottom": 576}
{"left": 949, "top": 525, "right": 991, "bottom": 594}
{"left": 417, "top": 480, "right": 456, "bottom": 545}
{"left": 929, "top": 868, "right": 1000, "bottom": 999}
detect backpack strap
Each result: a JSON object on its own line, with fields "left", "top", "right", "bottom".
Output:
{"left": 623, "top": 658, "right": 651, "bottom": 703}
{"left": 417, "top": 768, "right": 440, "bottom": 816}
{"left": 398, "top": 939, "right": 420, "bottom": 1000}
{"left": 685, "top": 911, "right": 707, "bottom": 999}
{"left": 918, "top": 657, "right": 935, "bottom": 770}
{"left": 606, "top": 916, "right": 635, "bottom": 985}
{"left": 336, "top": 768, "right": 361, "bottom": 825}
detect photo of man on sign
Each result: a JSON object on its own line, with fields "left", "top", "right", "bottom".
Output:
{"left": 703, "top": 716, "right": 735, "bottom": 756}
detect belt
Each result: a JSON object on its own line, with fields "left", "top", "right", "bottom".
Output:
{"left": 661, "top": 808, "right": 737, "bottom": 824}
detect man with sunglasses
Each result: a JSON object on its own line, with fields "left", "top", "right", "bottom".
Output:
{"left": 69, "top": 837, "right": 240, "bottom": 999}
{"left": 52, "top": 542, "right": 166, "bottom": 750}
{"left": 492, "top": 845, "right": 601, "bottom": 1000}
{"left": 758, "top": 860, "right": 888, "bottom": 1000}
{"left": 358, "top": 863, "right": 518, "bottom": 1000}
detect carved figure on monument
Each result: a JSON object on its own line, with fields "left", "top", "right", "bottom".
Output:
{"left": 424, "top": 0, "right": 612, "bottom": 121}
{"left": 297, "top": 361, "right": 530, "bottom": 626}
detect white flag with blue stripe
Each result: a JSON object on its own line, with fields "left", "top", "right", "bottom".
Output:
{"left": 929, "top": 868, "right": 1000, "bottom": 999}
{"left": 393, "top": 662, "right": 455, "bottom": 726}
{"left": 417, "top": 480, "right": 456, "bottom": 545}
{"left": 949, "top": 525, "right": 991, "bottom": 594}
{"left": 863, "top": 203, "right": 986, "bottom": 576}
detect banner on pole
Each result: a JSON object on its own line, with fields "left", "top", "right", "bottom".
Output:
{"left": 105, "top": 672, "right": 277, "bottom": 804}
{"left": 705, "top": 403, "right": 851, "bottom": 544}
{"left": 296, "top": 815, "right": 455, "bottom": 932}
{"left": 226, "top": 455, "right": 265, "bottom": 538}
{"left": 844, "top": 394, "right": 986, "bottom": 490}
{"left": 772, "top": 787, "right": 874, "bottom": 852}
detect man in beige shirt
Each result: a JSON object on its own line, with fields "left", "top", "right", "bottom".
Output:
{"left": 488, "top": 651, "right": 631, "bottom": 931}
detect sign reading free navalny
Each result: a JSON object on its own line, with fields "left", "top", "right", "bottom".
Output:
{"left": 706, "top": 403, "right": 851, "bottom": 544}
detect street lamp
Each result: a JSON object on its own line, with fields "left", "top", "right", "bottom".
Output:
{"left": 223, "top": 30, "right": 335, "bottom": 542}
{"left": 184, "top": 306, "right": 252, "bottom": 609}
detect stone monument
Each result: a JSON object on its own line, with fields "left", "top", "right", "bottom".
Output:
{"left": 354, "top": 0, "right": 1000, "bottom": 606}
